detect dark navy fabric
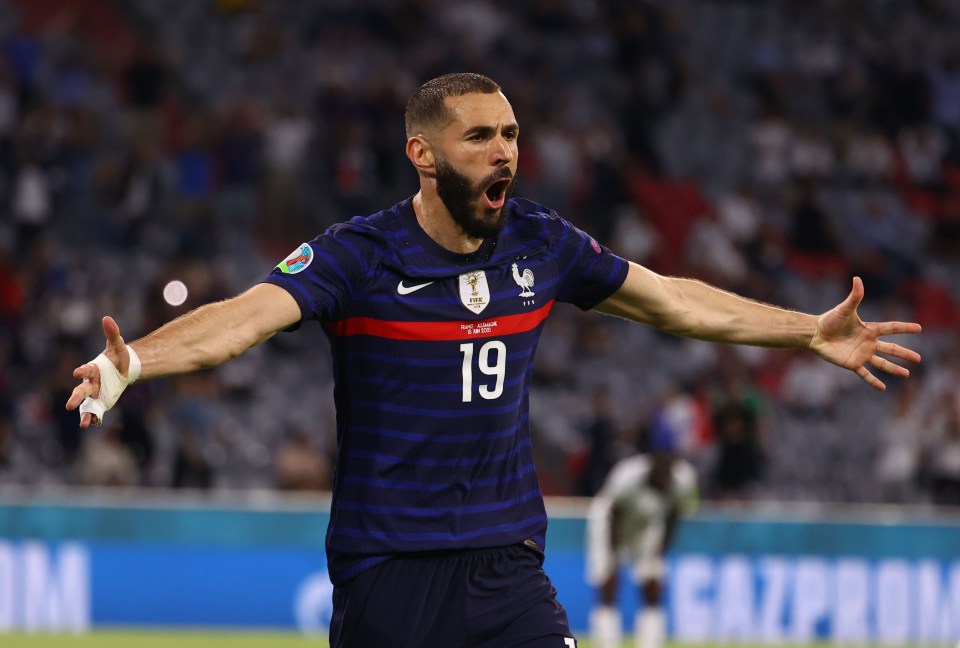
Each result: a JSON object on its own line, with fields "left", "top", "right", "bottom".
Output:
{"left": 329, "top": 544, "right": 577, "bottom": 647}
{"left": 263, "top": 196, "right": 629, "bottom": 586}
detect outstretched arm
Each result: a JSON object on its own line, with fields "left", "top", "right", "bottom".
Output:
{"left": 66, "top": 283, "right": 301, "bottom": 427}
{"left": 596, "top": 262, "right": 921, "bottom": 390}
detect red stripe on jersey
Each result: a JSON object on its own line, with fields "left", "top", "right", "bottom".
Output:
{"left": 326, "top": 300, "right": 555, "bottom": 341}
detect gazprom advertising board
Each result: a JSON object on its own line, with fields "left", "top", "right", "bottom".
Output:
{"left": 0, "top": 494, "right": 958, "bottom": 644}
{"left": 0, "top": 494, "right": 333, "bottom": 634}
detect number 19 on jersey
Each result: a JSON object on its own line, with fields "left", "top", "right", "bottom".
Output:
{"left": 460, "top": 341, "right": 506, "bottom": 402}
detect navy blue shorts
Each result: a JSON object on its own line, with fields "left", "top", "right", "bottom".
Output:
{"left": 329, "top": 544, "right": 577, "bottom": 647}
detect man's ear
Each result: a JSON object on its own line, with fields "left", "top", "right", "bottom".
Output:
{"left": 406, "top": 136, "right": 436, "bottom": 178}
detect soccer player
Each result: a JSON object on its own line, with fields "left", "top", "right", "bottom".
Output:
{"left": 586, "top": 434, "right": 698, "bottom": 648}
{"left": 66, "top": 73, "right": 922, "bottom": 647}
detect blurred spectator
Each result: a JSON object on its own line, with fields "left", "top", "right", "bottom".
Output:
{"left": 2, "top": 20, "right": 41, "bottom": 110}
{"left": 714, "top": 182, "right": 763, "bottom": 249}
{"left": 0, "top": 247, "right": 26, "bottom": 334}
{"left": 825, "top": 61, "right": 872, "bottom": 125}
{"left": 608, "top": 204, "right": 660, "bottom": 266}
{"left": 576, "top": 386, "right": 619, "bottom": 497}
{"left": 710, "top": 400, "right": 763, "bottom": 502}
{"left": 920, "top": 397, "right": 960, "bottom": 506}
{"left": 922, "top": 341, "right": 960, "bottom": 412}
{"left": 789, "top": 124, "right": 836, "bottom": 181}
{"left": 848, "top": 193, "right": 916, "bottom": 299}
{"left": 274, "top": 428, "right": 331, "bottom": 492}
{"left": 261, "top": 101, "right": 312, "bottom": 243}
{"left": 898, "top": 124, "right": 947, "bottom": 187}
{"left": 793, "top": 29, "right": 841, "bottom": 80}
{"left": 644, "top": 382, "right": 711, "bottom": 458}
{"left": 928, "top": 49, "right": 960, "bottom": 133}
{"left": 0, "top": 62, "right": 17, "bottom": 171}
{"left": 75, "top": 420, "right": 139, "bottom": 489}
{"left": 175, "top": 114, "right": 216, "bottom": 208}
{"left": 685, "top": 215, "right": 748, "bottom": 287}
{"left": 117, "top": 392, "right": 156, "bottom": 485}
{"left": 0, "top": 417, "right": 10, "bottom": 470}
{"left": 748, "top": 108, "right": 792, "bottom": 186}
{"left": 873, "top": 379, "right": 925, "bottom": 503}
{"left": 706, "top": 354, "right": 768, "bottom": 501}
{"left": 47, "top": 344, "right": 87, "bottom": 468}
{"left": 115, "top": 135, "right": 171, "bottom": 245}
{"left": 0, "top": 371, "right": 12, "bottom": 470}
{"left": 779, "top": 351, "right": 853, "bottom": 418}
{"left": 172, "top": 427, "right": 214, "bottom": 490}
{"left": 11, "top": 148, "right": 53, "bottom": 257}
{"left": 329, "top": 121, "right": 377, "bottom": 217}
{"left": 215, "top": 101, "right": 262, "bottom": 227}
{"left": 121, "top": 42, "right": 167, "bottom": 139}
{"left": 842, "top": 127, "right": 895, "bottom": 186}
{"left": 530, "top": 111, "right": 581, "bottom": 215}
{"left": 786, "top": 180, "right": 847, "bottom": 276}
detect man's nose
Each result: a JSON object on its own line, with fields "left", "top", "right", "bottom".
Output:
{"left": 491, "top": 136, "right": 514, "bottom": 165}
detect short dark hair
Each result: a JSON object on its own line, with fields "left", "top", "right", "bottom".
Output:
{"left": 405, "top": 73, "right": 501, "bottom": 138}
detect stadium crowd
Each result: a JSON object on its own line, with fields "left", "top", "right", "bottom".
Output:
{"left": 1, "top": 0, "right": 959, "bottom": 505}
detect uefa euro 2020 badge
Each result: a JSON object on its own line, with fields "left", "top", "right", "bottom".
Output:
{"left": 277, "top": 243, "right": 314, "bottom": 274}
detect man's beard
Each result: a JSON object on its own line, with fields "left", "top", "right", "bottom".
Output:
{"left": 435, "top": 156, "right": 514, "bottom": 240}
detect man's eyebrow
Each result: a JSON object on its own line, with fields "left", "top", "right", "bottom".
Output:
{"left": 464, "top": 123, "right": 520, "bottom": 137}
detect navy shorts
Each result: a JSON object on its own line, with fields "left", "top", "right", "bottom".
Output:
{"left": 329, "top": 544, "right": 577, "bottom": 647}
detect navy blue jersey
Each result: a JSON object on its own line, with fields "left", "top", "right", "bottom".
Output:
{"left": 263, "top": 197, "right": 629, "bottom": 585}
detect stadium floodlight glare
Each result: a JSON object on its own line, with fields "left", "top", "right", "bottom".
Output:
{"left": 162, "top": 280, "right": 188, "bottom": 306}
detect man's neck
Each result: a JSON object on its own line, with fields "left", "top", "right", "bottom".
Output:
{"left": 412, "top": 191, "right": 484, "bottom": 254}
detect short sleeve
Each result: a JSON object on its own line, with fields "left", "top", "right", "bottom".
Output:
{"left": 260, "top": 223, "right": 371, "bottom": 322}
{"left": 600, "top": 456, "right": 647, "bottom": 506}
{"left": 553, "top": 217, "right": 629, "bottom": 310}
{"left": 673, "top": 461, "right": 700, "bottom": 515}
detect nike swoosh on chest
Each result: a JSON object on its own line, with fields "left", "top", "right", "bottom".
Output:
{"left": 397, "top": 280, "right": 434, "bottom": 295}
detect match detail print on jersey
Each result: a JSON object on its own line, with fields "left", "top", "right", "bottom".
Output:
{"left": 397, "top": 280, "right": 435, "bottom": 295}
{"left": 276, "top": 243, "right": 314, "bottom": 274}
{"left": 326, "top": 300, "right": 555, "bottom": 341}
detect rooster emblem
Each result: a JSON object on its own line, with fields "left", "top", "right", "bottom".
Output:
{"left": 511, "top": 262, "right": 535, "bottom": 298}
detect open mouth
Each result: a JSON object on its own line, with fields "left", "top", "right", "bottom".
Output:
{"left": 483, "top": 179, "right": 511, "bottom": 209}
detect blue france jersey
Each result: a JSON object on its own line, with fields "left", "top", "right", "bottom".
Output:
{"left": 263, "top": 197, "right": 629, "bottom": 585}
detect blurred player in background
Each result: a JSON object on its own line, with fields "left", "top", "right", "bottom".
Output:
{"left": 66, "top": 73, "right": 921, "bottom": 647}
{"left": 586, "top": 430, "right": 698, "bottom": 648}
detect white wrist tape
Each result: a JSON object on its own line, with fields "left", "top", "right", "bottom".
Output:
{"left": 78, "top": 346, "right": 141, "bottom": 426}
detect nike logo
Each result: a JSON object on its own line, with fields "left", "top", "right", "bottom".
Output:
{"left": 397, "top": 280, "right": 434, "bottom": 295}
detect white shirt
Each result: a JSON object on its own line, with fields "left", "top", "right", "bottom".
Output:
{"left": 596, "top": 454, "right": 698, "bottom": 543}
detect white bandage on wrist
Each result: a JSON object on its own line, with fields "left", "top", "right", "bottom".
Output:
{"left": 78, "top": 346, "right": 142, "bottom": 426}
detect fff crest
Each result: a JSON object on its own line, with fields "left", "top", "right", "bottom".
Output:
{"left": 459, "top": 270, "right": 490, "bottom": 314}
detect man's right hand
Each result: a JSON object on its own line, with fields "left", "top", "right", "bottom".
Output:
{"left": 65, "top": 315, "right": 133, "bottom": 428}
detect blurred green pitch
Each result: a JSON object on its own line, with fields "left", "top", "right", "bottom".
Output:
{"left": 4, "top": 635, "right": 929, "bottom": 648}
{"left": 5, "top": 632, "right": 324, "bottom": 648}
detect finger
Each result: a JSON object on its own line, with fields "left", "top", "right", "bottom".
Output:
{"left": 70, "top": 364, "right": 101, "bottom": 398}
{"left": 79, "top": 411, "right": 97, "bottom": 429}
{"left": 869, "top": 354, "right": 910, "bottom": 378}
{"left": 839, "top": 276, "right": 865, "bottom": 315}
{"left": 67, "top": 362, "right": 101, "bottom": 410}
{"left": 856, "top": 365, "right": 886, "bottom": 391}
{"left": 71, "top": 362, "right": 101, "bottom": 381}
{"left": 103, "top": 315, "right": 125, "bottom": 355}
{"left": 65, "top": 381, "right": 97, "bottom": 410}
{"left": 875, "top": 321, "right": 923, "bottom": 336}
{"left": 876, "top": 341, "right": 922, "bottom": 364}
